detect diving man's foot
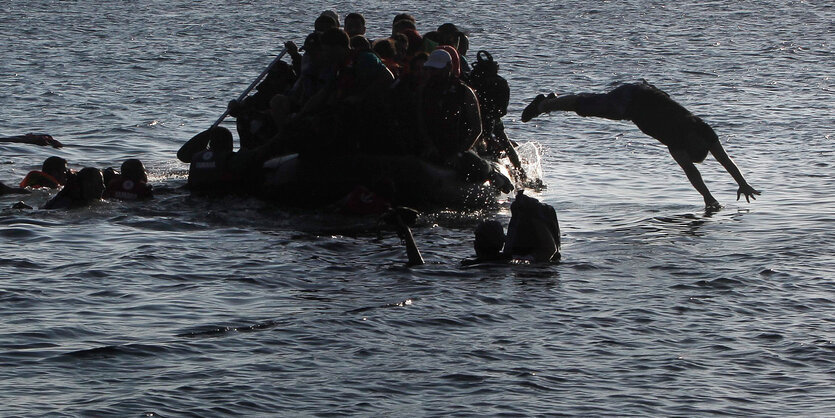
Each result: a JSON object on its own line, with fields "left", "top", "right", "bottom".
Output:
{"left": 521, "top": 94, "right": 546, "bottom": 122}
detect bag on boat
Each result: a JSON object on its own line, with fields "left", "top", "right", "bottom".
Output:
{"left": 467, "top": 50, "right": 510, "bottom": 120}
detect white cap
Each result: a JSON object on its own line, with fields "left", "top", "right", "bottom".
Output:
{"left": 424, "top": 49, "right": 452, "bottom": 69}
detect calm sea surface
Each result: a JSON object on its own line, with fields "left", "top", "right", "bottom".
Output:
{"left": 1, "top": 0, "right": 833, "bottom": 415}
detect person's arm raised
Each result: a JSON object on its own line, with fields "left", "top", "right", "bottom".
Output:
{"left": 0, "top": 134, "right": 63, "bottom": 148}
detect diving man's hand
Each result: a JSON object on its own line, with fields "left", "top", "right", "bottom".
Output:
{"left": 736, "top": 184, "right": 761, "bottom": 203}
{"left": 26, "top": 133, "right": 63, "bottom": 148}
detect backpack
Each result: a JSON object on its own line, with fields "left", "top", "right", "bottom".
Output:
{"left": 467, "top": 50, "right": 510, "bottom": 120}
{"left": 505, "top": 191, "right": 561, "bottom": 259}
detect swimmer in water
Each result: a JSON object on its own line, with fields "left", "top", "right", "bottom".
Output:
{"left": 19, "top": 156, "right": 70, "bottom": 189}
{"left": 0, "top": 133, "right": 63, "bottom": 148}
{"left": 43, "top": 167, "right": 105, "bottom": 210}
{"left": 462, "top": 191, "right": 560, "bottom": 266}
{"left": 522, "top": 81, "right": 760, "bottom": 209}
{"left": 103, "top": 159, "right": 153, "bottom": 201}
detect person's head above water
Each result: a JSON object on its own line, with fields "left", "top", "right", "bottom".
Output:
{"left": 474, "top": 220, "right": 505, "bottom": 259}
{"left": 42, "top": 156, "right": 69, "bottom": 185}
{"left": 208, "top": 127, "right": 234, "bottom": 153}
{"left": 120, "top": 159, "right": 148, "bottom": 183}
{"left": 76, "top": 167, "right": 105, "bottom": 201}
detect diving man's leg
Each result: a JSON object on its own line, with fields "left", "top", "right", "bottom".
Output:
{"left": 521, "top": 93, "right": 579, "bottom": 122}
{"left": 521, "top": 88, "right": 631, "bottom": 122}
{"left": 669, "top": 147, "right": 720, "bottom": 208}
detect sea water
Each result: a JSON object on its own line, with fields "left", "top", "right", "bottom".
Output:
{"left": 1, "top": 0, "right": 833, "bottom": 415}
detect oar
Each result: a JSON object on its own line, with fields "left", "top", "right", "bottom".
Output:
{"left": 209, "top": 48, "right": 288, "bottom": 130}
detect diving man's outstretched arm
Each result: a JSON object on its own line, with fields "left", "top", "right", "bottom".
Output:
{"left": 708, "top": 141, "right": 760, "bottom": 203}
{"left": 0, "top": 134, "right": 63, "bottom": 148}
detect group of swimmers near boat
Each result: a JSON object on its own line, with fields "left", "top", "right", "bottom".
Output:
{"left": 2, "top": 11, "right": 761, "bottom": 266}
{"left": 0, "top": 140, "right": 152, "bottom": 210}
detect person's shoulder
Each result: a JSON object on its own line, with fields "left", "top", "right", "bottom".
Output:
{"left": 20, "top": 170, "right": 58, "bottom": 188}
{"left": 43, "top": 191, "right": 71, "bottom": 209}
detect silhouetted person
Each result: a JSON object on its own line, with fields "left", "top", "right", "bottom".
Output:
{"left": 19, "top": 156, "right": 70, "bottom": 189}
{"left": 522, "top": 81, "right": 760, "bottom": 208}
{"left": 178, "top": 127, "right": 277, "bottom": 195}
{"left": 460, "top": 220, "right": 510, "bottom": 266}
{"left": 0, "top": 133, "right": 63, "bottom": 148}
{"left": 103, "top": 159, "right": 153, "bottom": 200}
{"left": 43, "top": 167, "right": 105, "bottom": 210}
{"left": 462, "top": 191, "right": 560, "bottom": 266}
{"left": 503, "top": 191, "right": 560, "bottom": 263}
{"left": 344, "top": 12, "right": 366, "bottom": 38}
{"left": 177, "top": 127, "right": 240, "bottom": 195}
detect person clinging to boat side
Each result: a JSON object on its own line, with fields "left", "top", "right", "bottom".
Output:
{"left": 417, "top": 49, "right": 512, "bottom": 192}
{"left": 521, "top": 80, "right": 760, "bottom": 208}
{"left": 462, "top": 191, "right": 561, "bottom": 266}
{"left": 178, "top": 126, "right": 281, "bottom": 195}
{"left": 177, "top": 127, "right": 247, "bottom": 195}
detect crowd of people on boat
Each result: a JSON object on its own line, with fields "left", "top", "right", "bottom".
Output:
{"left": 176, "top": 11, "right": 520, "bottom": 201}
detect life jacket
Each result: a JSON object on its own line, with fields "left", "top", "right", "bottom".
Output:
{"left": 104, "top": 177, "right": 153, "bottom": 200}
{"left": 421, "top": 78, "right": 478, "bottom": 159}
{"left": 19, "top": 170, "right": 60, "bottom": 188}
{"left": 380, "top": 58, "right": 401, "bottom": 77}
{"left": 466, "top": 50, "right": 510, "bottom": 122}
{"left": 341, "top": 185, "right": 391, "bottom": 215}
{"left": 187, "top": 149, "right": 238, "bottom": 194}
